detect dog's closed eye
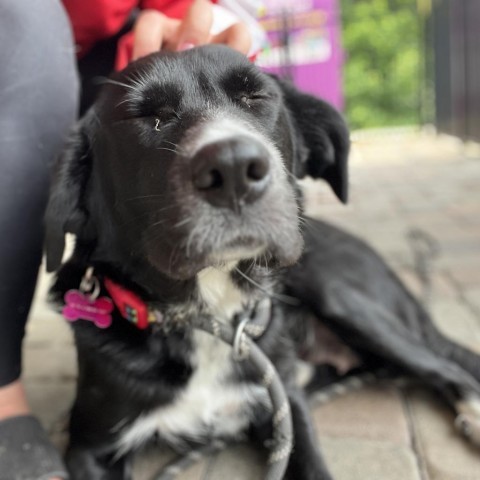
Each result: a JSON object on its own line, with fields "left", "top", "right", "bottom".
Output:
{"left": 124, "top": 81, "right": 182, "bottom": 119}
{"left": 151, "top": 107, "right": 181, "bottom": 122}
{"left": 235, "top": 92, "right": 271, "bottom": 108}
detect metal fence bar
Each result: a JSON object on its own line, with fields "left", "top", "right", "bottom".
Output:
{"left": 433, "top": 0, "right": 480, "bottom": 142}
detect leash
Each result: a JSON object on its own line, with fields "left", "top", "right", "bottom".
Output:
{"left": 63, "top": 269, "right": 293, "bottom": 480}
{"left": 152, "top": 302, "right": 293, "bottom": 480}
{"left": 153, "top": 440, "right": 228, "bottom": 480}
{"left": 188, "top": 310, "right": 293, "bottom": 480}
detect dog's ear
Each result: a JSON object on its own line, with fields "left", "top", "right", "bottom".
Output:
{"left": 45, "top": 112, "right": 95, "bottom": 272}
{"left": 275, "top": 78, "right": 350, "bottom": 203}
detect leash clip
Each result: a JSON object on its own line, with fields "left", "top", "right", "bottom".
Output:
{"left": 79, "top": 266, "right": 100, "bottom": 300}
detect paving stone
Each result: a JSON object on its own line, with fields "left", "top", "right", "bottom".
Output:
{"left": 430, "top": 272, "right": 459, "bottom": 298}
{"left": 312, "top": 385, "right": 410, "bottom": 446}
{"left": 463, "top": 288, "right": 480, "bottom": 316}
{"left": 24, "top": 379, "right": 75, "bottom": 437}
{"left": 450, "top": 266, "right": 480, "bottom": 289}
{"left": 406, "top": 388, "right": 480, "bottom": 480}
{"left": 133, "top": 444, "right": 266, "bottom": 480}
{"left": 203, "top": 444, "right": 266, "bottom": 480}
{"left": 25, "top": 314, "right": 74, "bottom": 347}
{"left": 23, "top": 343, "right": 77, "bottom": 381}
{"left": 320, "top": 437, "right": 422, "bottom": 480}
{"left": 430, "top": 299, "right": 480, "bottom": 353}
{"left": 133, "top": 447, "right": 208, "bottom": 480}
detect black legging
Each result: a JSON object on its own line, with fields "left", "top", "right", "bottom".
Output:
{"left": 0, "top": 1, "right": 79, "bottom": 386}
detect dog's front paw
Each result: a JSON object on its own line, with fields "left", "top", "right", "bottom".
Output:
{"left": 455, "top": 413, "right": 480, "bottom": 447}
{"left": 66, "top": 446, "right": 131, "bottom": 480}
{"left": 285, "top": 459, "right": 334, "bottom": 480}
{"left": 284, "top": 471, "right": 333, "bottom": 480}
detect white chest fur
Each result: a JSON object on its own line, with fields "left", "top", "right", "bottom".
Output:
{"left": 117, "top": 268, "right": 268, "bottom": 452}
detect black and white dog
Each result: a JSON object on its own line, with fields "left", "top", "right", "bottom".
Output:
{"left": 45, "top": 45, "right": 480, "bottom": 480}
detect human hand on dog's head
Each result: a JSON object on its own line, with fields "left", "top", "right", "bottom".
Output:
{"left": 132, "top": 0, "right": 251, "bottom": 62}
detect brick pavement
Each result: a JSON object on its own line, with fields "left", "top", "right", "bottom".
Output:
{"left": 24, "top": 130, "right": 480, "bottom": 479}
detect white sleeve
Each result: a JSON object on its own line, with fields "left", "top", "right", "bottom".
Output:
{"left": 211, "top": 1, "right": 268, "bottom": 57}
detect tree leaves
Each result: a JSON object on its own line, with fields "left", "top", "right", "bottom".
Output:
{"left": 340, "top": 0, "right": 421, "bottom": 128}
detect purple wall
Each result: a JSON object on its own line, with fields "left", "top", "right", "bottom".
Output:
{"left": 256, "top": 0, "right": 343, "bottom": 110}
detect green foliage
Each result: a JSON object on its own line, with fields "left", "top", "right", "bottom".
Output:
{"left": 340, "top": 0, "right": 421, "bottom": 129}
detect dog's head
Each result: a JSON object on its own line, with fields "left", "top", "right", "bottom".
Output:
{"left": 45, "top": 45, "right": 349, "bottom": 282}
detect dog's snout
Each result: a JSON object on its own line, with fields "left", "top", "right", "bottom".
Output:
{"left": 192, "top": 137, "right": 270, "bottom": 210}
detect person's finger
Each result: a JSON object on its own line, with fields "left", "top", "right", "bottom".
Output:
{"left": 175, "top": 0, "right": 213, "bottom": 51}
{"left": 211, "top": 22, "right": 251, "bottom": 55}
{"left": 132, "top": 9, "right": 166, "bottom": 60}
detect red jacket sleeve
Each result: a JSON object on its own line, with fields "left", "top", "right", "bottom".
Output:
{"left": 63, "top": 0, "right": 194, "bottom": 59}
{"left": 140, "top": 0, "right": 193, "bottom": 18}
{"left": 63, "top": 0, "right": 138, "bottom": 57}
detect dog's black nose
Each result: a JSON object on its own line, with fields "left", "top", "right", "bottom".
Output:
{"left": 192, "top": 137, "right": 270, "bottom": 210}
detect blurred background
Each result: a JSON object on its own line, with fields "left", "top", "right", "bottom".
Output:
{"left": 256, "top": 0, "right": 480, "bottom": 139}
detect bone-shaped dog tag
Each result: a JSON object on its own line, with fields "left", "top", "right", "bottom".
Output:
{"left": 63, "top": 290, "right": 114, "bottom": 329}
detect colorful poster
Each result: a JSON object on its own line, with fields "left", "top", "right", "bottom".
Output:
{"left": 255, "top": 0, "right": 343, "bottom": 109}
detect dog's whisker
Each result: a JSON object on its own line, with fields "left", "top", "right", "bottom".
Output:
{"left": 262, "top": 252, "right": 269, "bottom": 270}
{"left": 155, "top": 147, "right": 180, "bottom": 154}
{"left": 174, "top": 217, "right": 192, "bottom": 229}
{"left": 98, "top": 78, "right": 136, "bottom": 90}
{"left": 167, "top": 242, "right": 182, "bottom": 274}
{"left": 126, "top": 70, "right": 146, "bottom": 85}
{"left": 149, "top": 217, "right": 169, "bottom": 228}
{"left": 115, "top": 97, "right": 131, "bottom": 109}
{"left": 160, "top": 140, "right": 187, "bottom": 155}
{"left": 185, "top": 224, "right": 199, "bottom": 259}
{"left": 234, "top": 267, "right": 300, "bottom": 306}
{"left": 122, "top": 194, "right": 171, "bottom": 203}
{"left": 161, "top": 140, "right": 181, "bottom": 148}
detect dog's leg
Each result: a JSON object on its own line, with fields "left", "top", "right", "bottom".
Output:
{"left": 454, "top": 393, "right": 480, "bottom": 446}
{"left": 421, "top": 319, "right": 480, "bottom": 384}
{"left": 420, "top": 322, "right": 480, "bottom": 444}
{"left": 285, "top": 390, "right": 333, "bottom": 480}
{"left": 66, "top": 378, "right": 137, "bottom": 480}
{"left": 297, "top": 283, "right": 480, "bottom": 404}
{"left": 333, "top": 283, "right": 478, "bottom": 390}
{"left": 66, "top": 410, "right": 134, "bottom": 480}
{"left": 66, "top": 446, "right": 132, "bottom": 480}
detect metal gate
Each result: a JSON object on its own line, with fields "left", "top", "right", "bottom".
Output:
{"left": 432, "top": 0, "right": 480, "bottom": 141}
